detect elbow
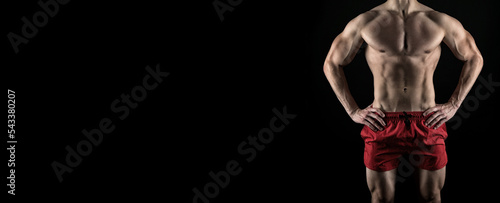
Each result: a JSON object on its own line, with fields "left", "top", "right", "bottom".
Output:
{"left": 469, "top": 52, "right": 483, "bottom": 73}
{"left": 463, "top": 51, "right": 483, "bottom": 72}
{"left": 475, "top": 53, "right": 484, "bottom": 68}
{"left": 323, "top": 61, "right": 332, "bottom": 75}
{"left": 323, "top": 60, "right": 340, "bottom": 76}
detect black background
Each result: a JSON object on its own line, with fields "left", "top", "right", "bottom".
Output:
{"left": 4, "top": 0, "right": 499, "bottom": 202}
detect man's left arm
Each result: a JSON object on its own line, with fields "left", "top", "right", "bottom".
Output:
{"left": 424, "top": 13, "right": 484, "bottom": 129}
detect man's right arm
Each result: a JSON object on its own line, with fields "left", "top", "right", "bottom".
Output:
{"left": 323, "top": 14, "right": 386, "bottom": 131}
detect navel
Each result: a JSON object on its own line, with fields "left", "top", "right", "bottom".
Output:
{"left": 403, "top": 79, "right": 408, "bottom": 93}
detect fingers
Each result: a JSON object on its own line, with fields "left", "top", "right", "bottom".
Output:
{"left": 365, "top": 116, "right": 384, "bottom": 131}
{"left": 434, "top": 119, "right": 446, "bottom": 129}
{"left": 425, "top": 112, "right": 440, "bottom": 126}
{"left": 367, "top": 112, "right": 386, "bottom": 127}
{"left": 356, "top": 106, "right": 386, "bottom": 131}
{"left": 425, "top": 111, "right": 449, "bottom": 129}
{"left": 363, "top": 120, "right": 377, "bottom": 131}
{"left": 424, "top": 104, "right": 454, "bottom": 129}
{"left": 364, "top": 107, "right": 385, "bottom": 131}
{"left": 368, "top": 107, "right": 385, "bottom": 118}
{"left": 423, "top": 106, "right": 439, "bottom": 116}
{"left": 427, "top": 114, "right": 445, "bottom": 128}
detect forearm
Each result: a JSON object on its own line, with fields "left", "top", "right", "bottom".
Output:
{"left": 448, "top": 54, "right": 483, "bottom": 107}
{"left": 324, "top": 62, "right": 360, "bottom": 116}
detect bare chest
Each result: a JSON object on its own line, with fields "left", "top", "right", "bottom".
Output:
{"left": 361, "top": 12, "right": 444, "bottom": 56}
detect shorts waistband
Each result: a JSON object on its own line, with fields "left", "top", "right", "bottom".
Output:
{"left": 383, "top": 111, "right": 425, "bottom": 120}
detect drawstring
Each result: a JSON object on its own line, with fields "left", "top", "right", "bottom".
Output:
{"left": 399, "top": 111, "right": 416, "bottom": 141}
{"left": 399, "top": 111, "right": 412, "bottom": 130}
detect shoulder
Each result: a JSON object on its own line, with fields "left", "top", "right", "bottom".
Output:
{"left": 425, "top": 11, "right": 468, "bottom": 40}
{"left": 425, "top": 11, "right": 463, "bottom": 29}
{"left": 344, "top": 11, "right": 379, "bottom": 32}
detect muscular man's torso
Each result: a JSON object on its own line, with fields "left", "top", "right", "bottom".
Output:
{"left": 360, "top": 4, "right": 445, "bottom": 112}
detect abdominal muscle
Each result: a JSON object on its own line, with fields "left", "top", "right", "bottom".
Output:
{"left": 372, "top": 82, "right": 436, "bottom": 112}
{"left": 366, "top": 46, "right": 440, "bottom": 112}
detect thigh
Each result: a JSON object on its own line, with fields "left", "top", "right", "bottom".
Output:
{"left": 417, "top": 167, "right": 446, "bottom": 195}
{"left": 366, "top": 168, "right": 397, "bottom": 196}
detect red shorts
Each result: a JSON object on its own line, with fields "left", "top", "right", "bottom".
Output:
{"left": 361, "top": 111, "right": 448, "bottom": 172}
